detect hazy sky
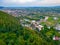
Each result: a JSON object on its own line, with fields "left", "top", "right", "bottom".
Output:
{"left": 0, "top": 0, "right": 60, "bottom": 7}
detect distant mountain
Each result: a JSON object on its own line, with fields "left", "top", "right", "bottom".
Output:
{"left": 0, "top": 6, "right": 4, "bottom": 9}
{"left": 53, "top": 6, "right": 60, "bottom": 7}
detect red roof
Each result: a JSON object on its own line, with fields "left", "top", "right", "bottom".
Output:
{"left": 55, "top": 36, "right": 59, "bottom": 40}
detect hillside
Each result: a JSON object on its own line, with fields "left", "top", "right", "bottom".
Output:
{"left": 0, "top": 11, "right": 20, "bottom": 32}
{"left": 0, "top": 11, "right": 60, "bottom": 45}
{"left": 0, "top": 11, "right": 43, "bottom": 45}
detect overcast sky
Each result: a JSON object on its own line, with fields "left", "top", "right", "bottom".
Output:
{"left": 0, "top": 0, "right": 60, "bottom": 7}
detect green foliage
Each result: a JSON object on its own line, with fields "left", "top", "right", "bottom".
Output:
{"left": 0, "top": 11, "right": 21, "bottom": 32}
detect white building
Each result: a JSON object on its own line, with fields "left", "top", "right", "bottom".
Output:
{"left": 55, "top": 24, "right": 60, "bottom": 31}
{"left": 31, "top": 20, "right": 43, "bottom": 31}
{"left": 36, "top": 25, "right": 43, "bottom": 31}
{"left": 31, "top": 20, "right": 36, "bottom": 23}
{"left": 53, "top": 17, "right": 58, "bottom": 20}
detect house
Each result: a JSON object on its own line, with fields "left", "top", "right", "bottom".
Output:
{"left": 31, "top": 20, "right": 36, "bottom": 24}
{"left": 55, "top": 24, "right": 60, "bottom": 31}
{"left": 53, "top": 36, "right": 60, "bottom": 40}
{"left": 53, "top": 17, "right": 58, "bottom": 20}
{"left": 24, "top": 19, "right": 30, "bottom": 22}
{"left": 36, "top": 25, "right": 43, "bottom": 31}
{"left": 31, "top": 20, "right": 43, "bottom": 31}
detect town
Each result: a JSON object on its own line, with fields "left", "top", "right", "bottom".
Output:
{"left": 1, "top": 7, "right": 60, "bottom": 41}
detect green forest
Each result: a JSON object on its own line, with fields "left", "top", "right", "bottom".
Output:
{"left": 0, "top": 11, "right": 60, "bottom": 45}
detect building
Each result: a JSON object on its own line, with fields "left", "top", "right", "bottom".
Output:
{"left": 53, "top": 36, "right": 60, "bottom": 40}
{"left": 36, "top": 25, "right": 43, "bottom": 31}
{"left": 53, "top": 17, "right": 58, "bottom": 20}
{"left": 31, "top": 20, "right": 43, "bottom": 31}
{"left": 55, "top": 24, "right": 60, "bottom": 31}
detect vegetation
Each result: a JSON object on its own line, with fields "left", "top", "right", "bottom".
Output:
{"left": 0, "top": 11, "right": 60, "bottom": 45}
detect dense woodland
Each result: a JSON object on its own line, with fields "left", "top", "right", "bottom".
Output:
{"left": 0, "top": 11, "right": 60, "bottom": 45}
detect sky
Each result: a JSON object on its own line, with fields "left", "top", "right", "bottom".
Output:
{"left": 0, "top": 0, "right": 60, "bottom": 7}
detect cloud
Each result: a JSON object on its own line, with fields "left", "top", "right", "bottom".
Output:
{"left": 37, "top": 0, "right": 60, "bottom": 6}
{"left": 3, "top": 0, "right": 36, "bottom": 4}
{"left": 1, "top": 0, "right": 60, "bottom": 7}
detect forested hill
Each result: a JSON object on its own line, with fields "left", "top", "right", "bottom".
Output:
{"left": 0, "top": 11, "right": 43, "bottom": 45}
{"left": 0, "top": 11, "right": 20, "bottom": 32}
